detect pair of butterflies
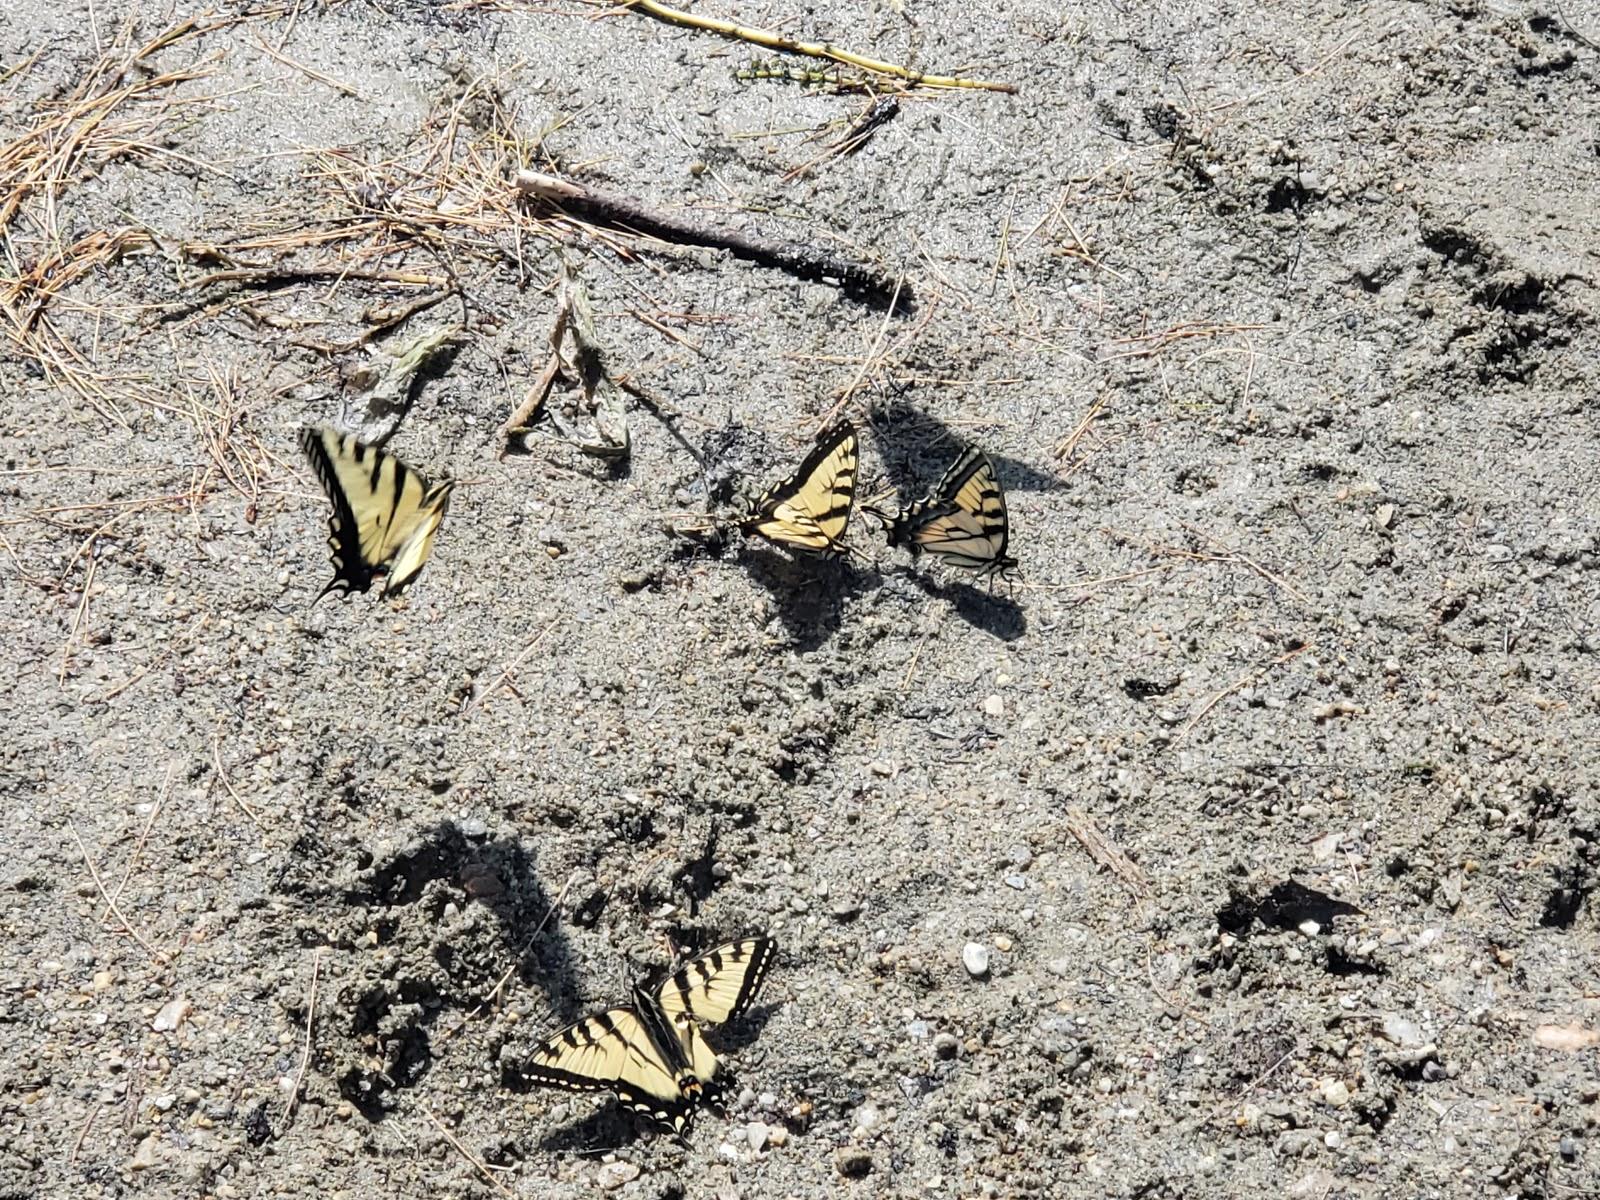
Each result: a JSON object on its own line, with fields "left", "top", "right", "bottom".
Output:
{"left": 743, "top": 421, "right": 1018, "bottom": 583}
{"left": 516, "top": 937, "right": 776, "bottom": 1139}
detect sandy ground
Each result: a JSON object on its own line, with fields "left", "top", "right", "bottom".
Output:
{"left": 3, "top": 0, "right": 1599, "bottom": 1197}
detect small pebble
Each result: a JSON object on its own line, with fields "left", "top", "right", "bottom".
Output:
{"left": 962, "top": 943, "right": 990, "bottom": 978}
{"left": 1318, "top": 1078, "right": 1350, "bottom": 1107}
{"left": 129, "top": 1135, "right": 160, "bottom": 1170}
{"left": 853, "top": 1101, "right": 881, "bottom": 1131}
{"left": 1004, "top": 873, "right": 1027, "bottom": 890}
{"left": 1379, "top": 1015, "right": 1424, "bottom": 1047}
{"left": 92, "top": 970, "right": 114, "bottom": 991}
{"left": 982, "top": 694, "right": 1005, "bottom": 718}
{"left": 152, "top": 997, "right": 191, "bottom": 1032}
{"left": 1008, "top": 846, "right": 1033, "bottom": 870}
{"left": 993, "top": 935, "right": 1012, "bottom": 952}
{"left": 869, "top": 760, "right": 895, "bottom": 777}
{"left": 830, "top": 898, "right": 863, "bottom": 921}
{"left": 746, "top": 1121, "right": 770, "bottom": 1152}
{"left": 597, "top": 1161, "right": 640, "bottom": 1190}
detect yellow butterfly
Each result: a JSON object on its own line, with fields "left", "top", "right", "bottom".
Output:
{"left": 869, "top": 446, "right": 1017, "bottom": 584}
{"left": 298, "top": 426, "right": 452, "bottom": 599}
{"left": 741, "top": 422, "right": 858, "bottom": 554}
{"left": 517, "top": 938, "right": 776, "bottom": 1140}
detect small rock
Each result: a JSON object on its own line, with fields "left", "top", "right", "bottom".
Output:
{"left": 982, "top": 694, "right": 1005, "bottom": 718}
{"left": 597, "top": 1161, "right": 640, "bottom": 1190}
{"left": 830, "top": 898, "right": 863, "bottom": 921}
{"left": 1045, "top": 956, "right": 1072, "bottom": 978}
{"left": 993, "top": 935, "right": 1012, "bottom": 952}
{"left": 869, "top": 760, "right": 894, "bottom": 777}
{"left": 906, "top": 1020, "right": 930, "bottom": 1040}
{"left": 836, "top": 1147, "right": 873, "bottom": 1177}
{"left": 1374, "top": 503, "right": 1395, "bottom": 529}
{"left": 746, "top": 1121, "right": 770, "bottom": 1152}
{"left": 1003, "top": 873, "right": 1027, "bottom": 890}
{"left": 1379, "top": 1015, "right": 1423, "bottom": 1047}
{"left": 1318, "top": 1078, "right": 1350, "bottom": 1107}
{"left": 766, "top": 1124, "right": 788, "bottom": 1147}
{"left": 962, "top": 943, "right": 990, "bottom": 978}
{"left": 152, "top": 997, "right": 191, "bottom": 1032}
{"left": 1008, "top": 846, "right": 1034, "bottom": 870}
{"left": 129, "top": 1134, "right": 159, "bottom": 1170}
{"left": 92, "top": 970, "right": 114, "bottom": 991}
{"left": 852, "top": 1102, "right": 881, "bottom": 1132}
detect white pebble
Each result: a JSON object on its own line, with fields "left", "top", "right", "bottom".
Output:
{"left": 962, "top": 943, "right": 990, "bottom": 978}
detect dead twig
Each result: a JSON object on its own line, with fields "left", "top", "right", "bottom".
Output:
{"left": 211, "top": 735, "right": 266, "bottom": 828}
{"left": 465, "top": 620, "right": 560, "bottom": 713}
{"left": 70, "top": 824, "right": 162, "bottom": 963}
{"left": 439, "top": 874, "right": 575, "bottom": 1043}
{"left": 423, "top": 1109, "right": 514, "bottom": 1198}
{"left": 103, "top": 763, "right": 175, "bottom": 922}
{"left": 1174, "top": 643, "right": 1311, "bottom": 744}
{"left": 515, "top": 169, "right": 906, "bottom": 306}
{"left": 1063, "top": 806, "right": 1149, "bottom": 898}
{"left": 281, "top": 950, "right": 321, "bottom": 1129}
{"left": 597, "top": 0, "right": 1016, "bottom": 93}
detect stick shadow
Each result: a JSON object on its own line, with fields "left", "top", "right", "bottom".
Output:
{"left": 867, "top": 398, "right": 1062, "bottom": 496}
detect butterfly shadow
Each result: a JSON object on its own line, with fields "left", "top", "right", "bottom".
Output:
{"left": 737, "top": 543, "right": 882, "bottom": 653}
{"left": 289, "top": 819, "right": 580, "bottom": 1121}
{"left": 866, "top": 398, "right": 1064, "bottom": 497}
{"left": 895, "top": 566, "right": 1027, "bottom": 641}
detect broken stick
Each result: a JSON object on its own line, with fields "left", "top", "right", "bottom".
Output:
{"left": 514, "top": 169, "right": 909, "bottom": 307}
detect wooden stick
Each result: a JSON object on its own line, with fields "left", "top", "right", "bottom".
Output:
{"left": 423, "top": 1109, "right": 514, "bottom": 1198}
{"left": 1063, "top": 806, "right": 1149, "bottom": 898}
{"left": 606, "top": 0, "right": 1016, "bottom": 93}
{"left": 211, "top": 735, "right": 266, "bottom": 828}
{"left": 438, "top": 875, "right": 575, "bottom": 1043}
{"left": 466, "top": 620, "right": 560, "bottom": 713}
{"left": 281, "top": 950, "right": 321, "bottom": 1128}
{"left": 514, "top": 169, "right": 906, "bottom": 306}
{"left": 1174, "top": 644, "right": 1310, "bottom": 744}
{"left": 70, "top": 824, "right": 162, "bottom": 963}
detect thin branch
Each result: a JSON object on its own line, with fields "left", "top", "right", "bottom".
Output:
{"left": 515, "top": 169, "right": 906, "bottom": 306}
{"left": 70, "top": 824, "right": 162, "bottom": 963}
{"left": 601, "top": 0, "right": 1017, "bottom": 93}
{"left": 281, "top": 950, "right": 321, "bottom": 1129}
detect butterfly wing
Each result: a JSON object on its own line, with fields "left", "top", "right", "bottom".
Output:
{"left": 298, "top": 427, "right": 452, "bottom": 598}
{"left": 654, "top": 938, "right": 776, "bottom": 1094}
{"left": 743, "top": 423, "right": 858, "bottom": 553}
{"left": 519, "top": 1006, "right": 698, "bottom": 1137}
{"left": 893, "top": 447, "right": 1015, "bottom": 576}
{"left": 656, "top": 937, "right": 777, "bottom": 1027}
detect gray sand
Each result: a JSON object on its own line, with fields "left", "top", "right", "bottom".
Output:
{"left": 2, "top": 1, "right": 1597, "bottom": 1196}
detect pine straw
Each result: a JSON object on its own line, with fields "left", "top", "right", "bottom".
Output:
{"left": 168, "top": 70, "right": 645, "bottom": 348}
{"left": 0, "top": 14, "right": 227, "bottom": 425}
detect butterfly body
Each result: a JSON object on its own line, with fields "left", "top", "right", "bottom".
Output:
{"left": 298, "top": 426, "right": 452, "bottom": 599}
{"left": 870, "top": 446, "right": 1017, "bottom": 584}
{"left": 519, "top": 938, "right": 776, "bottom": 1139}
{"left": 742, "top": 423, "right": 858, "bottom": 555}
